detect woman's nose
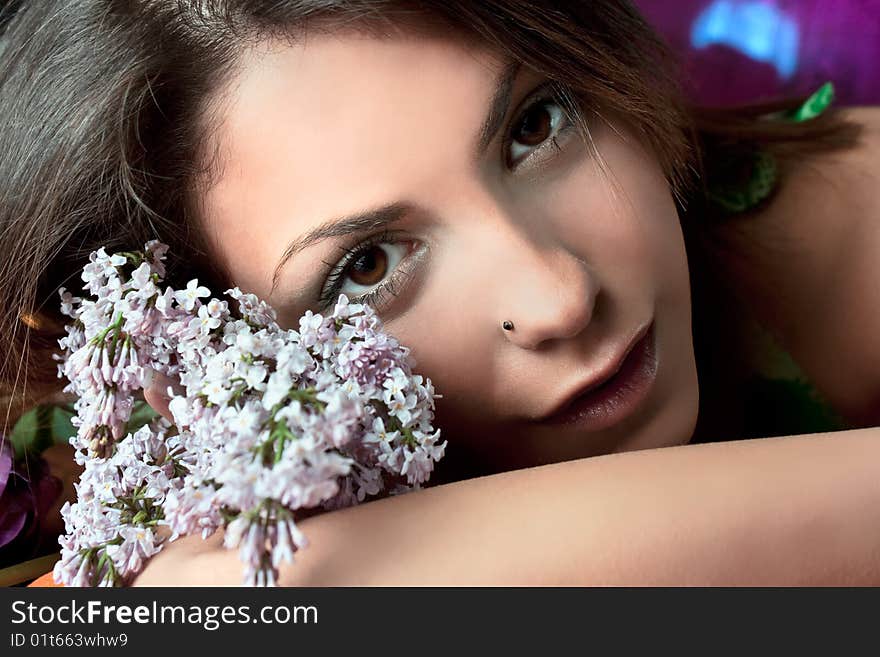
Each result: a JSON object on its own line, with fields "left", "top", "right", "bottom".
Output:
{"left": 496, "top": 243, "right": 599, "bottom": 351}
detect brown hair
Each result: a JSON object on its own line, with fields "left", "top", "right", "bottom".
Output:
{"left": 0, "top": 0, "right": 861, "bottom": 433}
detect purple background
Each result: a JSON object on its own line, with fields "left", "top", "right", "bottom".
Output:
{"left": 635, "top": 0, "right": 880, "bottom": 106}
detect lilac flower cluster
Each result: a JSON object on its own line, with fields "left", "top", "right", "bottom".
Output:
{"left": 54, "top": 241, "right": 445, "bottom": 586}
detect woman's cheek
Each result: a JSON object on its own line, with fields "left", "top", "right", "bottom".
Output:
{"left": 560, "top": 126, "right": 690, "bottom": 316}
{"left": 384, "top": 286, "right": 496, "bottom": 417}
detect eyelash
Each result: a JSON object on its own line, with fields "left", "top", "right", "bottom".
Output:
{"left": 502, "top": 81, "right": 578, "bottom": 170}
{"left": 318, "top": 229, "right": 417, "bottom": 310}
{"left": 317, "top": 81, "right": 578, "bottom": 311}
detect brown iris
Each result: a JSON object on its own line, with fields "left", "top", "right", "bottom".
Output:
{"left": 347, "top": 245, "right": 388, "bottom": 286}
{"left": 515, "top": 102, "right": 553, "bottom": 146}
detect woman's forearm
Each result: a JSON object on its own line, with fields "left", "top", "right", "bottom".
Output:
{"left": 133, "top": 427, "right": 880, "bottom": 585}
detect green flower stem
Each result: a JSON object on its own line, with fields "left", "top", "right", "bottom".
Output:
{"left": 254, "top": 388, "right": 324, "bottom": 464}
{"left": 89, "top": 312, "right": 125, "bottom": 349}
{"left": 386, "top": 415, "right": 418, "bottom": 448}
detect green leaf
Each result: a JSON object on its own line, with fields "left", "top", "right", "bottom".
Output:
{"left": 8, "top": 407, "right": 40, "bottom": 460}
{"left": 9, "top": 403, "right": 79, "bottom": 459}
{"left": 50, "top": 406, "right": 76, "bottom": 445}
{"left": 127, "top": 400, "right": 159, "bottom": 433}
{"left": 8, "top": 400, "right": 158, "bottom": 461}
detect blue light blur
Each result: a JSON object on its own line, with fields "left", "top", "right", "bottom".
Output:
{"left": 691, "top": 0, "right": 800, "bottom": 79}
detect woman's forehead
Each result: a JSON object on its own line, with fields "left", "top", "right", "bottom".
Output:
{"left": 200, "top": 31, "right": 517, "bottom": 296}
{"left": 213, "top": 30, "right": 507, "bottom": 188}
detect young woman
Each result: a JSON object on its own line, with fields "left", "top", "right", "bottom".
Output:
{"left": 2, "top": 0, "right": 879, "bottom": 585}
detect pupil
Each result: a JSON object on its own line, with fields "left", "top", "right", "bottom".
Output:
{"left": 517, "top": 104, "right": 552, "bottom": 145}
{"left": 349, "top": 246, "right": 388, "bottom": 286}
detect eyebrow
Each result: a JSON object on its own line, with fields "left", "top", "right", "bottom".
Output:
{"left": 270, "top": 59, "right": 522, "bottom": 294}
{"left": 474, "top": 59, "right": 522, "bottom": 160}
{"left": 271, "top": 202, "right": 410, "bottom": 293}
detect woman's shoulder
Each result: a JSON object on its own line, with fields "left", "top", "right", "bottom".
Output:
{"left": 713, "top": 105, "right": 880, "bottom": 427}
{"left": 837, "top": 105, "right": 880, "bottom": 153}
{"left": 747, "top": 106, "right": 879, "bottom": 253}
{"left": 810, "top": 106, "right": 880, "bottom": 208}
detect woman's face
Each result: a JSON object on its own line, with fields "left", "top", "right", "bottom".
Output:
{"left": 201, "top": 29, "right": 699, "bottom": 478}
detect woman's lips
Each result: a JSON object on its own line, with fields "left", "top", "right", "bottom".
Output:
{"left": 537, "top": 321, "right": 658, "bottom": 432}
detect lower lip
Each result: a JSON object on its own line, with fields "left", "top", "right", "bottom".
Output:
{"left": 540, "top": 323, "right": 658, "bottom": 432}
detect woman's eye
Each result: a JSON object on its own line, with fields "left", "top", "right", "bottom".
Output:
{"left": 337, "top": 242, "right": 408, "bottom": 297}
{"left": 507, "top": 97, "right": 571, "bottom": 168}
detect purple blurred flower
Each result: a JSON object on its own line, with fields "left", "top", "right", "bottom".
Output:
{"left": 0, "top": 440, "right": 63, "bottom": 564}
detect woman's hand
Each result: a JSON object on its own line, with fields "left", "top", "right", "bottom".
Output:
{"left": 134, "top": 369, "right": 207, "bottom": 585}
{"left": 131, "top": 528, "right": 240, "bottom": 586}
{"left": 142, "top": 368, "right": 181, "bottom": 423}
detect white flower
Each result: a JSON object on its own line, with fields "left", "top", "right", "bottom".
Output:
{"left": 262, "top": 370, "right": 293, "bottom": 410}
{"left": 203, "top": 379, "right": 232, "bottom": 406}
{"left": 129, "top": 262, "right": 153, "bottom": 290}
{"left": 175, "top": 279, "right": 210, "bottom": 312}
{"left": 223, "top": 401, "right": 263, "bottom": 437}
{"left": 242, "top": 361, "right": 268, "bottom": 389}
{"left": 154, "top": 287, "right": 176, "bottom": 315}
{"left": 58, "top": 287, "right": 81, "bottom": 317}
{"left": 196, "top": 304, "right": 221, "bottom": 334}
{"left": 57, "top": 240, "right": 442, "bottom": 588}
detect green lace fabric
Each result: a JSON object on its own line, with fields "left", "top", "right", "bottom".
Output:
{"left": 709, "top": 82, "right": 847, "bottom": 436}
{"left": 707, "top": 82, "right": 835, "bottom": 215}
{"left": 737, "top": 318, "right": 846, "bottom": 438}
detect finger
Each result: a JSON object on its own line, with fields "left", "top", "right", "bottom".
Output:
{"left": 143, "top": 383, "right": 173, "bottom": 422}
{"left": 143, "top": 368, "right": 183, "bottom": 422}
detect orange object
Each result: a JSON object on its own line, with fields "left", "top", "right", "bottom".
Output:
{"left": 28, "top": 571, "right": 63, "bottom": 587}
